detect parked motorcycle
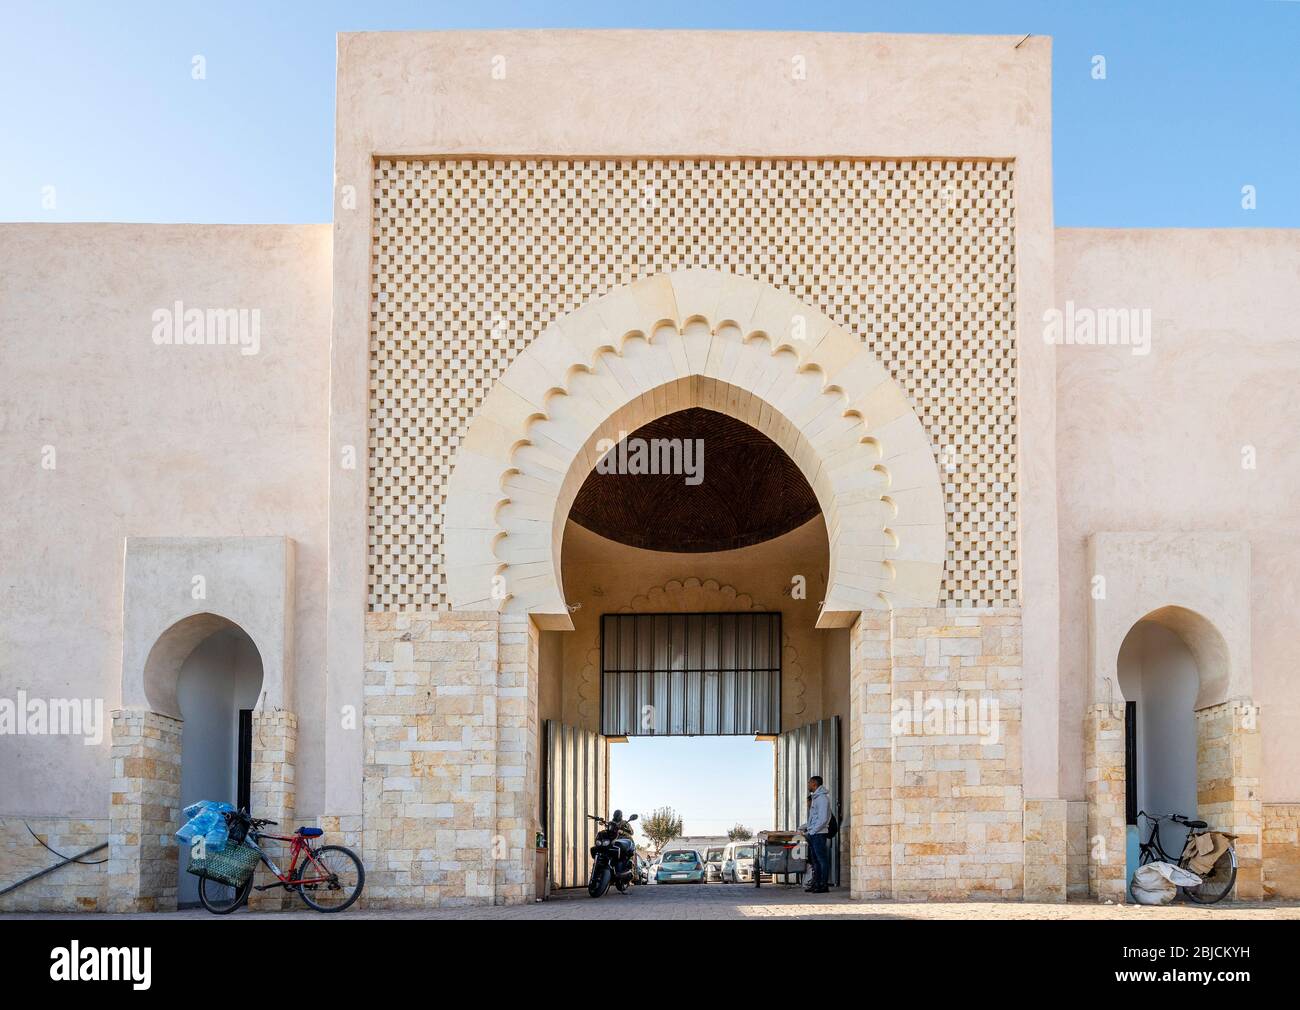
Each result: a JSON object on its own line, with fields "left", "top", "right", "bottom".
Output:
{"left": 586, "top": 810, "right": 638, "bottom": 897}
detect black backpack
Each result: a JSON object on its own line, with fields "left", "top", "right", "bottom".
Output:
{"left": 826, "top": 811, "right": 839, "bottom": 839}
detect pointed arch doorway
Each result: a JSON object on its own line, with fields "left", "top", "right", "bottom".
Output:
{"left": 442, "top": 270, "right": 946, "bottom": 899}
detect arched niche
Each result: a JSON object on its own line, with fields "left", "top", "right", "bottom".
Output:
{"left": 120, "top": 536, "right": 295, "bottom": 717}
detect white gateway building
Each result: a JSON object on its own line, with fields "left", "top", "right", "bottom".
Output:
{"left": 1, "top": 31, "right": 1297, "bottom": 911}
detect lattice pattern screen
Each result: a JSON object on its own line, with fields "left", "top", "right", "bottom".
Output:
{"left": 368, "top": 158, "right": 1018, "bottom": 610}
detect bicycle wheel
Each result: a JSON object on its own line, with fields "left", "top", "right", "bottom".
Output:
{"left": 292, "top": 845, "right": 365, "bottom": 912}
{"left": 1182, "top": 847, "right": 1237, "bottom": 905}
{"left": 197, "top": 874, "right": 253, "bottom": 914}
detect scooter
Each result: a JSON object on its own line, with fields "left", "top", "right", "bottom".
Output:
{"left": 586, "top": 810, "right": 638, "bottom": 897}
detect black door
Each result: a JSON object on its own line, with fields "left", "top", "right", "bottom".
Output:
{"left": 237, "top": 710, "right": 253, "bottom": 812}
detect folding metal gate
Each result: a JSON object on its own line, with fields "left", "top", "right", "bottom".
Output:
{"left": 775, "top": 715, "right": 841, "bottom": 886}
{"left": 545, "top": 720, "right": 609, "bottom": 890}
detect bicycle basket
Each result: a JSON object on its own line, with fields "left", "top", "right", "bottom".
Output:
{"left": 188, "top": 840, "right": 260, "bottom": 887}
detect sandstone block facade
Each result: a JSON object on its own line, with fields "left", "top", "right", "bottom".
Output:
{"left": 106, "top": 709, "right": 182, "bottom": 912}
{"left": 247, "top": 710, "right": 298, "bottom": 910}
{"left": 1084, "top": 702, "right": 1127, "bottom": 902}
{"left": 1065, "top": 799, "right": 1090, "bottom": 899}
{"left": 848, "top": 607, "right": 1032, "bottom": 900}
{"left": 1263, "top": 804, "right": 1300, "bottom": 899}
{"left": 1024, "top": 799, "right": 1068, "bottom": 902}
{"left": 849, "top": 613, "right": 892, "bottom": 899}
{"left": 362, "top": 611, "right": 539, "bottom": 908}
{"left": 0, "top": 816, "right": 109, "bottom": 912}
{"left": 1196, "top": 700, "right": 1262, "bottom": 899}
{"left": 890, "top": 609, "right": 1023, "bottom": 900}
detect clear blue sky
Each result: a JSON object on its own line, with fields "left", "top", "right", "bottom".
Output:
{"left": 610, "top": 736, "right": 775, "bottom": 844}
{"left": 2, "top": 0, "right": 1298, "bottom": 225}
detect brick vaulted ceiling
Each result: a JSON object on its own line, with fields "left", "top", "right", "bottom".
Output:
{"left": 567, "top": 408, "right": 822, "bottom": 553}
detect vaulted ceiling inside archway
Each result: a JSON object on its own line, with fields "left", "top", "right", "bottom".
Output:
{"left": 568, "top": 408, "right": 822, "bottom": 553}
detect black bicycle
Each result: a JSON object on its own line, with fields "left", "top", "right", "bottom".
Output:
{"left": 1131, "top": 810, "right": 1236, "bottom": 904}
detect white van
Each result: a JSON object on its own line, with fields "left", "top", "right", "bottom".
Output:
{"left": 721, "top": 840, "right": 758, "bottom": 883}
{"left": 704, "top": 845, "right": 727, "bottom": 882}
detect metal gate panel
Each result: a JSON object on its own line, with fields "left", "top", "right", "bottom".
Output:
{"left": 600, "top": 612, "right": 780, "bottom": 736}
{"left": 545, "top": 720, "right": 608, "bottom": 890}
{"left": 775, "top": 716, "right": 842, "bottom": 886}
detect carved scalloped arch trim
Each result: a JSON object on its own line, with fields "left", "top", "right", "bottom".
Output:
{"left": 444, "top": 269, "right": 945, "bottom": 630}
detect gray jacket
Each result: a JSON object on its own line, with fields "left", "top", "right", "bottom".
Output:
{"left": 801, "top": 785, "right": 832, "bottom": 836}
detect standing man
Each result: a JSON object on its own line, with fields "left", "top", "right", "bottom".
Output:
{"left": 798, "top": 774, "right": 832, "bottom": 893}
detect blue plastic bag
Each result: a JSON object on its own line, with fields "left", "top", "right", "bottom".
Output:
{"left": 176, "top": 800, "right": 235, "bottom": 853}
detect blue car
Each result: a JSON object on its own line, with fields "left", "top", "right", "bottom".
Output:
{"left": 655, "top": 849, "right": 706, "bottom": 884}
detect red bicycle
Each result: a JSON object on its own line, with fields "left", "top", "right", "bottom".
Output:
{"left": 198, "top": 813, "right": 365, "bottom": 915}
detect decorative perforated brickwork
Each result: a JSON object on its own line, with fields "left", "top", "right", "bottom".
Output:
{"left": 368, "top": 158, "right": 1018, "bottom": 610}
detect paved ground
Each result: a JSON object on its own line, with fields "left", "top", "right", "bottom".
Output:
{"left": 8, "top": 883, "right": 1300, "bottom": 920}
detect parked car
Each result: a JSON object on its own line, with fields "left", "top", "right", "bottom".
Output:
{"left": 705, "top": 846, "right": 726, "bottom": 882}
{"left": 633, "top": 855, "right": 650, "bottom": 885}
{"left": 655, "top": 849, "right": 706, "bottom": 884}
{"left": 722, "top": 841, "right": 758, "bottom": 883}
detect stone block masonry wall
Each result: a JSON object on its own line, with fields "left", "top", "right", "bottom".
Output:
{"left": 361, "top": 605, "right": 1027, "bottom": 906}
{"left": 247, "top": 710, "right": 297, "bottom": 911}
{"left": 0, "top": 816, "right": 109, "bottom": 911}
{"left": 309, "top": 814, "right": 363, "bottom": 851}
{"left": 363, "top": 611, "right": 541, "bottom": 908}
{"left": 106, "top": 709, "right": 182, "bottom": 912}
{"left": 889, "top": 609, "right": 1023, "bottom": 900}
{"left": 494, "top": 615, "right": 539, "bottom": 904}
{"left": 1084, "top": 702, "right": 1126, "bottom": 902}
{"left": 1196, "top": 700, "right": 1262, "bottom": 899}
{"left": 361, "top": 605, "right": 1043, "bottom": 905}
{"left": 1263, "top": 804, "right": 1300, "bottom": 899}
{"left": 1065, "top": 800, "right": 1089, "bottom": 898}
{"left": 1023, "top": 799, "right": 1067, "bottom": 902}
{"left": 849, "top": 613, "right": 892, "bottom": 899}
{"left": 848, "top": 607, "right": 1027, "bottom": 900}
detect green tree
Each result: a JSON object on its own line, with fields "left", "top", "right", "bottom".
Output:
{"left": 728, "top": 823, "right": 753, "bottom": 842}
{"left": 640, "top": 806, "right": 684, "bottom": 854}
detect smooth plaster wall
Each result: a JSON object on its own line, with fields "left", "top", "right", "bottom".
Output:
{"left": 1056, "top": 229, "right": 1300, "bottom": 802}
{"left": 0, "top": 224, "right": 332, "bottom": 820}
{"left": 823, "top": 624, "right": 852, "bottom": 849}
{"left": 539, "top": 630, "right": 564, "bottom": 729}
{"left": 330, "top": 30, "right": 1060, "bottom": 810}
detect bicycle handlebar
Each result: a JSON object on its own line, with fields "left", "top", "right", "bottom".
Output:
{"left": 1136, "top": 810, "right": 1191, "bottom": 824}
{"left": 222, "top": 811, "right": 277, "bottom": 829}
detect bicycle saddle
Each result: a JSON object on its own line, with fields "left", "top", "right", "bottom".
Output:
{"left": 1185, "top": 819, "right": 1208, "bottom": 829}
{"left": 296, "top": 826, "right": 324, "bottom": 837}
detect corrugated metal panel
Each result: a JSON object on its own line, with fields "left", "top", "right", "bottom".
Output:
{"left": 775, "top": 716, "right": 842, "bottom": 886}
{"left": 600, "top": 612, "right": 781, "bottom": 736}
{"left": 545, "top": 720, "right": 608, "bottom": 890}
